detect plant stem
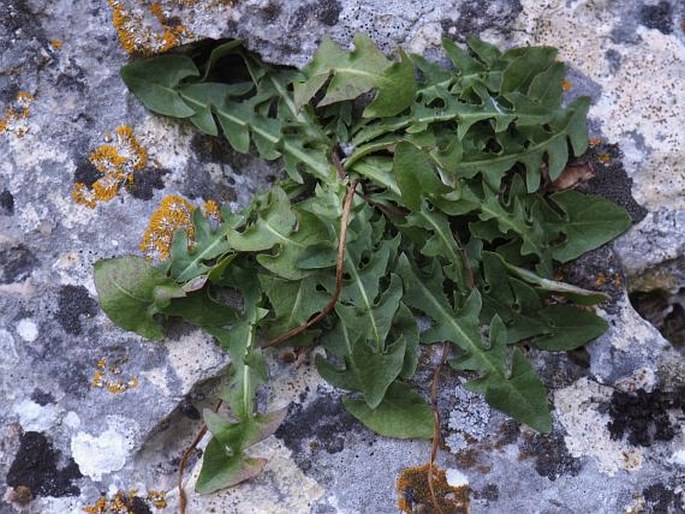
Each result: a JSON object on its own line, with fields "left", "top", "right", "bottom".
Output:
{"left": 427, "top": 342, "right": 450, "bottom": 514}
{"left": 263, "top": 178, "right": 357, "bottom": 348}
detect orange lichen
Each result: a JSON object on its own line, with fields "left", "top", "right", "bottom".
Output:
{"left": 49, "top": 39, "right": 63, "bottom": 50}
{"left": 82, "top": 496, "right": 108, "bottom": 514}
{"left": 73, "top": 125, "right": 149, "bottom": 208}
{"left": 140, "top": 195, "right": 197, "bottom": 261}
{"left": 397, "top": 464, "right": 470, "bottom": 514}
{"left": 0, "top": 91, "right": 34, "bottom": 136}
{"left": 146, "top": 490, "right": 167, "bottom": 510}
{"left": 612, "top": 273, "right": 623, "bottom": 288}
{"left": 90, "top": 357, "right": 139, "bottom": 395}
{"left": 562, "top": 79, "right": 572, "bottom": 92}
{"left": 107, "top": 0, "right": 193, "bottom": 55}
{"left": 588, "top": 137, "right": 603, "bottom": 147}
{"left": 83, "top": 490, "right": 152, "bottom": 514}
{"left": 595, "top": 273, "right": 608, "bottom": 286}
{"left": 149, "top": 2, "right": 165, "bottom": 21}
{"left": 203, "top": 199, "right": 222, "bottom": 221}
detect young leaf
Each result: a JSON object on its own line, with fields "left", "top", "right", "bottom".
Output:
{"left": 226, "top": 187, "right": 297, "bottom": 252}
{"left": 342, "top": 382, "right": 434, "bottom": 439}
{"left": 168, "top": 209, "right": 233, "bottom": 283}
{"left": 500, "top": 47, "right": 558, "bottom": 94}
{"left": 196, "top": 407, "right": 287, "bottom": 494}
{"left": 94, "top": 256, "right": 185, "bottom": 339}
{"left": 195, "top": 438, "right": 266, "bottom": 494}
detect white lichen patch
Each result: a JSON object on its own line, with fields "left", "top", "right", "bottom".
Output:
{"left": 71, "top": 426, "right": 133, "bottom": 481}
{"left": 445, "top": 468, "right": 469, "bottom": 488}
{"left": 63, "top": 411, "right": 81, "bottom": 430}
{"left": 555, "top": 378, "right": 643, "bottom": 475}
{"left": 445, "top": 381, "right": 492, "bottom": 453}
{"left": 13, "top": 399, "right": 62, "bottom": 432}
{"left": 513, "top": 0, "right": 685, "bottom": 211}
{"left": 186, "top": 438, "right": 324, "bottom": 514}
{"left": 15, "top": 318, "right": 38, "bottom": 342}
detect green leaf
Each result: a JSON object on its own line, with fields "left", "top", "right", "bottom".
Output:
{"left": 500, "top": 47, "right": 558, "bottom": 94}
{"left": 196, "top": 407, "right": 287, "bottom": 494}
{"left": 121, "top": 55, "right": 199, "bottom": 117}
{"left": 398, "top": 255, "right": 552, "bottom": 431}
{"left": 226, "top": 187, "right": 297, "bottom": 252}
{"left": 257, "top": 210, "right": 333, "bottom": 280}
{"left": 456, "top": 96, "right": 591, "bottom": 192}
{"left": 94, "top": 256, "right": 185, "bottom": 340}
{"left": 364, "top": 50, "right": 417, "bottom": 118}
{"left": 342, "top": 382, "right": 434, "bottom": 439}
{"left": 476, "top": 347, "right": 552, "bottom": 433}
{"left": 199, "top": 39, "right": 244, "bottom": 80}
{"left": 393, "top": 141, "right": 447, "bottom": 211}
{"left": 169, "top": 209, "right": 233, "bottom": 283}
{"left": 259, "top": 274, "right": 329, "bottom": 339}
{"left": 534, "top": 305, "right": 608, "bottom": 351}
{"left": 195, "top": 438, "right": 266, "bottom": 494}
{"left": 442, "top": 37, "right": 485, "bottom": 75}
{"left": 295, "top": 34, "right": 416, "bottom": 117}
{"left": 527, "top": 61, "right": 565, "bottom": 107}
{"left": 159, "top": 289, "right": 237, "bottom": 337}
{"left": 544, "top": 190, "right": 632, "bottom": 262}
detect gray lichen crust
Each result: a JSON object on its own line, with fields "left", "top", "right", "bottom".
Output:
{"left": 1, "top": 1, "right": 683, "bottom": 513}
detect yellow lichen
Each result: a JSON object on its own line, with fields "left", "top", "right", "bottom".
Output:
{"left": 562, "top": 79, "right": 572, "bottom": 92}
{"left": 49, "top": 39, "right": 63, "bottom": 50}
{"left": 589, "top": 137, "right": 603, "bottom": 147}
{"left": 140, "top": 195, "right": 197, "bottom": 261}
{"left": 107, "top": 0, "right": 194, "bottom": 56}
{"left": 82, "top": 496, "right": 108, "bottom": 514}
{"left": 83, "top": 489, "right": 165, "bottom": 514}
{"left": 90, "top": 358, "right": 139, "bottom": 395}
{"left": 597, "top": 152, "right": 612, "bottom": 164}
{"left": 71, "top": 182, "right": 98, "bottom": 209}
{"left": 146, "top": 489, "right": 167, "bottom": 510}
{"left": 203, "top": 199, "right": 222, "bottom": 221}
{"left": 73, "top": 125, "right": 149, "bottom": 208}
{"left": 0, "top": 91, "right": 34, "bottom": 136}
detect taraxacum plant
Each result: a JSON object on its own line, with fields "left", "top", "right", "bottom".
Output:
{"left": 93, "top": 35, "right": 631, "bottom": 497}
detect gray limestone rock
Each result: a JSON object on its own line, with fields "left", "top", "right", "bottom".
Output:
{"left": 1, "top": 0, "right": 684, "bottom": 513}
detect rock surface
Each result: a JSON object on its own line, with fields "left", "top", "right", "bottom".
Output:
{"left": 1, "top": 0, "right": 683, "bottom": 513}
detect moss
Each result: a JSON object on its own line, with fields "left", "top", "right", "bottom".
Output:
{"left": 396, "top": 464, "right": 470, "bottom": 514}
